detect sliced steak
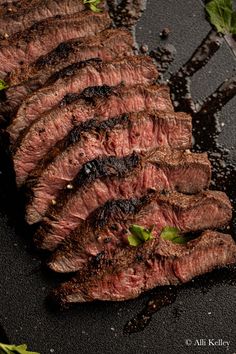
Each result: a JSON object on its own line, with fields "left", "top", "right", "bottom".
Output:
{"left": 2, "top": 29, "right": 134, "bottom": 117}
{"left": 0, "top": 0, "right": 86, "bottom": 38}
{"left": 0, "top": 11, "right": 111, "bottom": 77}
{"left": 25, "top": 110, "right": 192, "bottom": 225}
{"left": 52, "top": 230, "right": 236, "bottom": 303}
{"left": 48, "top": 190, "right": 232, "bottom": 273}
{"left": 34, "top": 148, "right": 211, "bottom": 251}
{"left": 13, "top": 84, "right": 173, "bottom": 186}
{"left": 9, "top": 56, "right": 158, "bottom": 143}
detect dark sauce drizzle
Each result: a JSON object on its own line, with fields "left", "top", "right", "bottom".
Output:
{"left": 124, "top": 286, "right": 177, "bottom": 334}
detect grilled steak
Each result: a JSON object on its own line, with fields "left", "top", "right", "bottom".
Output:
{"left": 34, "top": 148, "right": 211, "bottom": 251}
{"left": 48, "top": 190, "right": 232, "bottom": 273}
{"left": 13, "top": 84, "right": 174, "bottom": 186}
{"left": 0, "top": 11, "right": 111, "bottom": 77}
{"left": 2, "top": 29, "right": 134, "bottom": 117}
{"left": 51, "top": 230, "right": 236, "bottom": 303}
{"left": 0, "top": 0, "right": 86, "bottom": 38}
{"left": 9, "top": 56, "right": 158, "bottom": 143}
{"left": 25, "top": 110, "right": 192, "bottom": 225}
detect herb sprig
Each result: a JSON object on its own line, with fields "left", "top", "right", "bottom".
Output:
{"left": 127, "top": 224, "right": 154, "bottom": 246}
{"left": 160, "top": 226, "right": 189, "bottom": 244}
{"left": 0, "top": 79, "right": 8, "bottom": 91}
{"left": 0, "top": 343, "right": 39, "bottom": 354}
{"left": 83, "top": 0, "right": 102, "bottom": 13}
{"left": 206, "top": 0, "right": 236, "bottom": 34}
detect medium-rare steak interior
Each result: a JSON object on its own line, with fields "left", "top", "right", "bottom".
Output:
{"left": 13, "top": 84, "right": 174, "bottom": 186}
{"left": 25, "top": 110, "right": 192, "bottom": 224}
{"left": 0, "top": 10, "right": 111, "bottom": 76}
{"left": 2, "top": 28, "right": 134, "bottom": 117}
{"left": 0, "top": 0, "right": 235, "bottom": 306}
{"left": 9, "top": 56, "right": 158, "bottom": 143}
{"left": 48, "top": 190, "right": 232, "bottom": 273}
{"left": 52, "top": 230, "right": 236, "bottom": 303}
{"left": 34, "top": 148, "right": 211, "bottom": 251}
{"left": 0, "top": 0, "right": 86, "bottom": 38}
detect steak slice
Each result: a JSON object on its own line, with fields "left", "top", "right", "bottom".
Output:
{"left": 13, "top": 84, "right": 174, "bottom": 186}
{"left": 9, "top": 56, "right": 158, "bottom": 143}
{"left": 25, "top": 110, "right": 192, "bottom": 225}
{"left": 0, "top": 0, "right": 86, "bottom": 38}
{"left": 48, "top": 190, "right": 232, "bottom": 273}
{"left": 0, "top": 11, "right": 111, "bottom": 77}
{"left": 34, "top": 148, "right": 211, "bottom": 251}
{"left": 2, "top": 28, "right": 134, "bottom": 118}
{"left": 51, "top": 230, "right": 236, "bottom": 303}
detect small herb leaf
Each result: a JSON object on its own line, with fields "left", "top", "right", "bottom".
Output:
{"left": 127, "top": 224, "right": 153, "bottom": 247}
{"left": 0, "top": 343, "right": 39, "bottom": 354}
{"left": 83, "top": 0, "right": 102, "bottom": 13}
{"left": 128, "top": 234, "right": 143, "bottom": 246}
{"left": 0, "top": 79, "right": 8, "bottom": 91}
{"left": 160, "top": 226, "right": 179, "bottom": 240}
{"left": 206, "top": 0, "right": 236, "bottom": 34}
{"left": 160, "top": 226, "right": 189, "bottom": 244}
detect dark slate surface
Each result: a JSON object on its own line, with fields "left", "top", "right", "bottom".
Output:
{"left": 0, "top": 1, "right": 235, "bottom": 353}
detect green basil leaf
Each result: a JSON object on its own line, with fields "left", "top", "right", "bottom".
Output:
{"left": 127, "top": 224, "right": 153, "bottom": 246}
{"left": 128, "top": 234, "right": 143, "bottom": 246}
{"left": 160, "top": 226, "right": 180, "bottom": 241}
{"left": 0, "top": 79, "right": 8, "bottom": 91}
{"left": 90, "top": 3, "right": 102, "bottom": 12}
{"left": 0, "top": 343, "right": 39, "bottom": 354}
{"left": 83, "top": 0, "right": 102, "bottom": 12}
{"left": 206, "top": 0, "right": 236, "bottom": 34}
{"left": 160, "top": 226, "right": 190, "bottom": 244}
{"left": 171, "top": 236, "right": 190, "bottom": 244}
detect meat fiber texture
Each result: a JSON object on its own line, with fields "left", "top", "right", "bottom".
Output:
{"left": 0, "top": 0, "right": 86, "bottom": 38}
{"left": 2, "top": 29, "right": 134, "bottom": 116}
{"left": 34, "top": 148, "right": 211, "bottom": 251}
{"left": 48, "top": 190, "right": 232, "bottom": 273}
{"left": 0, "top": 10, "right": 111, "bottom": 77}
{"left": 52, "top": 230, "right": 236, "bottom": 303}
{"left": 24, "top": 109, "right": 191, "bottom": 224}
{"left": 22, "top": 111, "right": 192, "bottom": 225}
{"left": 13, "top": 84, "right": 174, "bottom": 187}
{"left": 8, "top": 55, "right": 158, "bottom": 143}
